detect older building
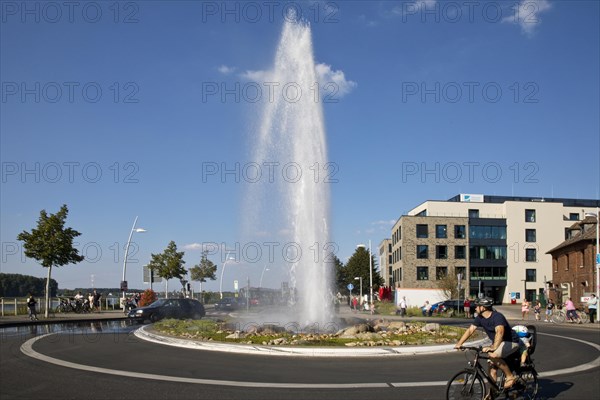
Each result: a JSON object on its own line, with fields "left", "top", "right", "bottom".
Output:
{"left": 546, "top": 215, "right": 598, "bottom": 305}
{"left": 388, "top": 194, "right": 599, "bottom": 304}
{"left": 378, "top": 239, "right": 392, "bottom": 287}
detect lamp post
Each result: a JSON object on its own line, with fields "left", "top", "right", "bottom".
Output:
{"left": 588, "top": 210, "right": 600, "bottom": 306}
{"left": 597, "top": 208, "right": 599, "bottom": 307}
{"left": 354, "top": 276, "right": 363, "bottom": 301}
{"left": 122, "top": 216, "right": 146, "bottom": 311}
{"left": 219, "top": 252, "right": 235, "bottom": 299}
{"left": 259, "top": 265, "right": 270, "bottom": 288}
{"left": 369, "top": 240, "right": 373, "bottom": 308}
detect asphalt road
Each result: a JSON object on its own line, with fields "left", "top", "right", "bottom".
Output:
{"left": 1, "top": 321, "right": 598, "bottom": 400}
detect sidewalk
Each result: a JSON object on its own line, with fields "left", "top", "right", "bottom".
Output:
{"left": 0, "top": 309, "right": 127, "bottom": 327}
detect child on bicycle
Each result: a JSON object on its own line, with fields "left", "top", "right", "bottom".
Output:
{"left": 512, "top": 325, "right": 531, "bottom": 367}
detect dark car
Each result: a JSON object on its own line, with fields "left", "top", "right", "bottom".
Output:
{"left": 128, "top": 298, "right": 205, "bottom": 323}
{"left": 431, "top": 299, "right": 463, "bottom": 314}
{"left": 214, "top": 297, "right": 239, "bottom": 311}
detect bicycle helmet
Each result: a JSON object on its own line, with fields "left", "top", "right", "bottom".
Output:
{"left": 512, "top": 325, "right": 529, "bottom": 338}
{"left": 474, "top": 297, "right": 494, "bottom": 308}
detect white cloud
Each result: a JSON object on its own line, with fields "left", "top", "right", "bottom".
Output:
{"left": 240, "top": 63, "right": 356, "bottom": 99}
{"left": 358, "top": 14, "right": 378, "bottom": 27}
{"left": 182, "top": 243, "right": 204, "bottom": 251}
{"left": 315, "top": 63, "right": 357, "bottom": 97}
{"left": 371, "top": 219, "right": 396, "bottom": 227}
{"left": 240, "top": 69, "right": 272, "bottom": 81}
{"left": 502, "top": 0, "right": 552, "bottom": 37}
{"left": 218, "top": 65, "right": 236, "bottom": 75}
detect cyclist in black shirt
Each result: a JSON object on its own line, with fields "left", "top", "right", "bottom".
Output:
{"left": 454, "top": 297, "right": 519, "bottom": 388}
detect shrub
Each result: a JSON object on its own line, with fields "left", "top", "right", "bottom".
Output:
{"left": 138, "top": 289, "right": 158, "bottom": 307}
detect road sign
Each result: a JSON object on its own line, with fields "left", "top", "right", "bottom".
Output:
{"left": 347, "top": 283, "right": 354, "bottom": 291}
{"left": 596, "top": 253, "right": 600, "bottom": 265}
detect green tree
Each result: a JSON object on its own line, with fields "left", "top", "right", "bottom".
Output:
{"left": 189, "top": 250, "right": 217, "bottom": 302}
{"left": 329, "top": 254, "right": 347, "bottom": 294}
{"left": 0, "top": 273, "right": 58, "bottom": 297}
{"left": 435, "top": 271, "right": 466, "bottom": 300}
{"left": 17, "top": 205, "right": 84, "bottom": 317}
{"left": 344, "top": 245, "right": 384, "bottom": 300}
{"left": 147, "top": 241, "right": 186, "bottom": 298}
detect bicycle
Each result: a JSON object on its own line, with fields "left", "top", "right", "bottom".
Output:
{"left": 550, "top": 308, "right": 588, "bottom": 324}
{"left": 446, "top": 346, "right": 538, "bottom": 400}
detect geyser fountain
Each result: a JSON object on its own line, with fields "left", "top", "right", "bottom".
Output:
{"left": 243, "top": 17, "right": 332, "bottom": 327}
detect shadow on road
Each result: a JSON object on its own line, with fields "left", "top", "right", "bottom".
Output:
{"left": 537, "top": 378, "right": 574, "bottom": 399}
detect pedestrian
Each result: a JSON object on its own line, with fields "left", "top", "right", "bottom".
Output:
{"left": 521, "top": 299, "right": 530, "bottom": 320}
{"left": 93, "top": 290, "right": 102, "bottom": 312}
{"left": 351, "top": 296, "right": 358, "bottom": 312}
{"left": 564, "top": 297, "right": 581, "bottom": 324}
{"left": 533, "top": 300, "right": 541, "bottom": 321}
{"left": 464, "top": 298, "right": 471, "bottom": 318}
{"left": 587, "top": 294, "right": 597, "bottom": 324}
{"left": 422, "top": 300, "right": 432, "bottom": 317}
{"left": 26, "top": 293, "right": 38, "bottom": 321}
{"left": 545, "top": 299, "right": 555, "bottom": 322}
{"left": 399, "top": 296, "right": 407, "bottom": 317}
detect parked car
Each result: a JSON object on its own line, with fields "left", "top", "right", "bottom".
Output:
{"left": 128, "top": 298, "right": 205, "bottom": 323}
{"left": 214, "top": 297, "right": 239, "bottom": 311}
{"left": 430, "top": 299, "right": 463, "bottom": 314}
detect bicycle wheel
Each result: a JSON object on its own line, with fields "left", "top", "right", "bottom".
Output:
{"left": 578, "top": 311, "right": 589, "bottom": 323}
{"left": 517, "top": 369, "right": 538, "bottom": 399}
{"left": 551, "top": 311, "right": 565, "bottom": 324}
{"left": 446, "top": 370, "right": 485, "bottom": 400}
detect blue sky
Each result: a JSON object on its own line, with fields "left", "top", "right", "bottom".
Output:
{"left": 1, "top": 0, "right": 599, "bottom": 292}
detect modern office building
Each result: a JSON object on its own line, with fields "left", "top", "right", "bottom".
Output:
{"left": 388, "top": 194, "right": 599, "bottom": 304}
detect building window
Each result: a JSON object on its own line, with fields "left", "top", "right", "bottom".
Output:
{"left": 454, "top": 225, "right": 466, "bottom": 239}
{"left": 469, "top": 226, "right": 507, "bottom": 240}
{"left": 398, "top": 268, "right": 402, "bottom": 281}
{"left": 469, "top": 246, "right": 507, "bottom": 260}
{"left": 436, "top": 245, "right": 448, "bottom": 259}
{"left": 416, "top": 224, "right": 428, "bottom": 238}
{"left": 417, "top": 267, "right": 429, "bottom": 281}
{"left": 417, "top": 245, "right": 428, "bottom": 259}
{"left": 525, "top": 248, "right": 537, "bottom": 262}
{"left": 470, "top": 267, "right": 507, "bottom": 280}
{"left": 468, "top": 209, "right": 479, "bottom": 218}
{"left": 388, "top": 255, "right": 392, "bottom": 264}
{"left": 525, "top": 229, "right": 536, "bottom": 243}
{"left": 569, "top": 213, "right": 579, "bottom": 221}
{"left": 525, "top": 209, "right": 536, "bottom": 222}
{"left": 526, "top": 269, "right": 536, "bottom": 282}
{"left": 436, "top": 225, "right": 447, "bottom": 238}
{"left": 436, "top": 267, "right": 448, "bottom": 280}
{"left": 456, "top": 267, "right": 466, "bottom": 279}
{"left": 388, "top": 243, "right": 392, "bottom": 253}
{"left": 455, "top": 246, "right": 466, "bottom": 259}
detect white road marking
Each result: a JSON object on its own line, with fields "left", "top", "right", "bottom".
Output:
{"left": 20, "top": 332, "right": 599, "bottom": 389}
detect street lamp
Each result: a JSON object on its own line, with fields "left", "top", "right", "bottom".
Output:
{"left": 356, "top": 242, "right": 374, "bottom": 308}
{"left": 586, "top": 210, "right": 600, "bottom": 305}
{"left": 259, "top": 265, "right": 270, "bottom": 288}
{"left": 354, "top": 276, "right": 363, "bottom": 301}
{"left": 122, "top": 216, "right": 146, "bottom": 310}
{"left": 219, "top": 252, "right": 235, "bottom": 299}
